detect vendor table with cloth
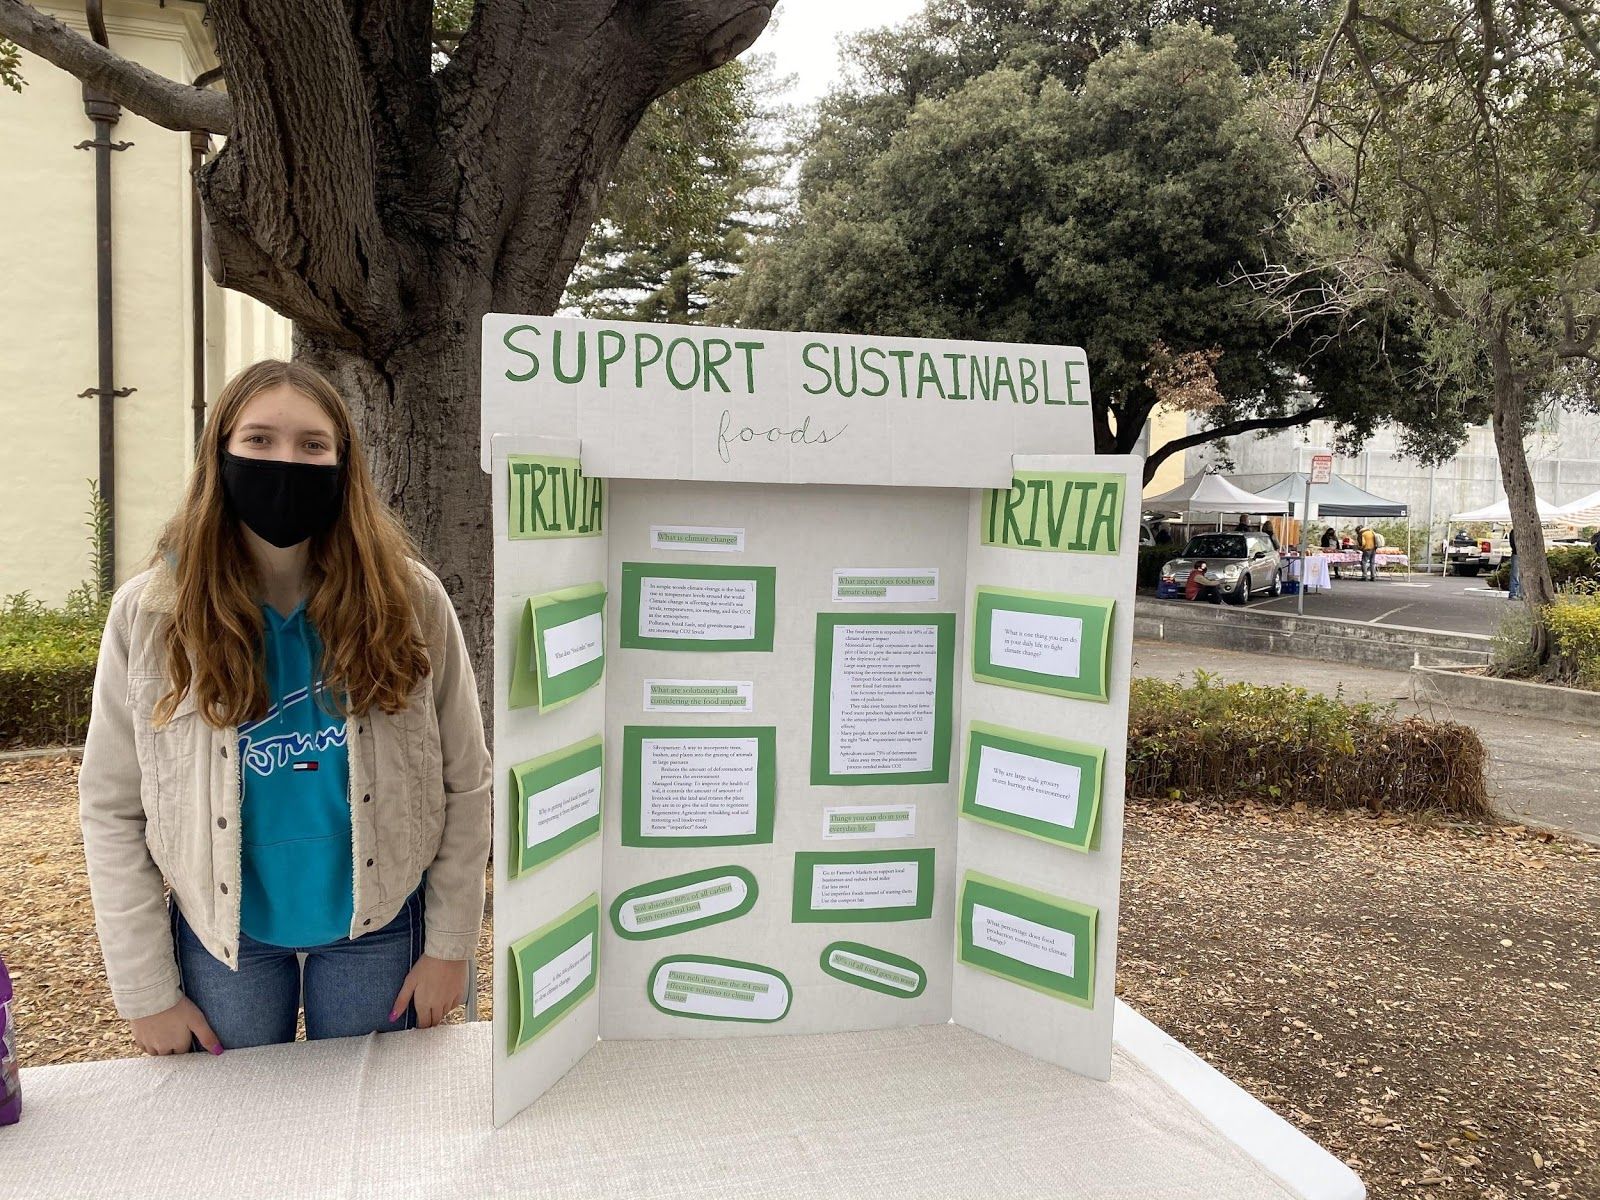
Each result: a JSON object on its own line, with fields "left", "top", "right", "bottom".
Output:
{"left": 10, "top": 1009, "right": 1361, "bottom": 1200}
{"left": 1319, "top": 551, "right": 1409, "bottom": 568}
{"left": 1287, "top": 556, "right": 1334, "bottom": 592}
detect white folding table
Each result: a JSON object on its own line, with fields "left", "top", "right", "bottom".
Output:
{"left": 8, "top": 1004, "right": 1362, "bottom": 1200}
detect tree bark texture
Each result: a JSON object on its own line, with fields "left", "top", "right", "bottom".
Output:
{"left": 4, "top": 0, "right": 774, "bottom": 720}
{"left": 1488, "top": 322, "right": 1555, "bottom": 660}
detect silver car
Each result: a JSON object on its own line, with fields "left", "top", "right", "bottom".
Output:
{"left": 1160, "top": 532, "right": 1283, "bottom": 605}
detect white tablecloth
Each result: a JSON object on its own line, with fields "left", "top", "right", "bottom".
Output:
{"left": 1319, "top": 551, "right": 1409, "bottom": 568}
{"left": 10, "top": 1015, "right": 1360, "bottom": 1200}
{"left": 1288, "top": 556, "right": 1333, "bottom": 590}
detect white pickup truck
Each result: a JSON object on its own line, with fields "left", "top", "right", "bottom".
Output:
{"left": 1443, "top": 529, "right": 1510, "bottom": 576}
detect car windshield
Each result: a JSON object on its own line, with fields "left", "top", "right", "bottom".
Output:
{"left": 1182, "top": 534, "right": 1247, "bottom": 559}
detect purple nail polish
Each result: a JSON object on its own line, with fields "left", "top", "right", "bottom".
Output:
{"left": 209, "top": 1043, "right": 224, "bottom": 1056}
{"left": 388, "top": 1009, "right": 400, "bottom": 1023}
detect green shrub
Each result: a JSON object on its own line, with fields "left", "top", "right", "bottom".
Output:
{"left": 1546, "top": 582, "right": 1600, "bottom": 689}
{"left": 1137, "top": 544, "right": 1178, "bottom": 589}
{"left": 1369, "top": 520, "right": 1433, "bottom": 554}
{"left": 1126, "top": 671, "right": 1491, "bottom": 818}
{"left": 0, "top": 583, "right": 108, "bottom": 749}
{"left": 1489, "top": 602, "right": 1540, "bottom": 678}
{"left": 1489, "top": 544, "right": 1597, "bottom": 592}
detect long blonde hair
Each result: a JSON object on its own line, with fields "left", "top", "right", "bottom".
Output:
{"left": 150, "top": 359, "right": 431, "bottom": 727}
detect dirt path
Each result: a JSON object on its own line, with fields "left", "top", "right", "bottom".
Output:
{"left": 6, "top": 756, "right": 1597, "bottom": 1198}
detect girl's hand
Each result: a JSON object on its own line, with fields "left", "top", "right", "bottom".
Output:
{"left": 391, "top": 955, "right": 467, "bottom": 1029}
{"left": 130, "top": 997, "right": 223, "bottom": 1056}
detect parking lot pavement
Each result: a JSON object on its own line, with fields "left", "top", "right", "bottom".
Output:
{"left": 1132, "top": 639, "right": 1600, "bottom": 843}
{"left": 1247, "top": 570, "right": 1508, "bottom": 637}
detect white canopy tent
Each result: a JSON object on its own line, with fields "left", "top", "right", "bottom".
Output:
{"left": 1557, "top": 488, "right": 1600, "bottom": 527}
{"left": 1143, "top": 473, "right": 1289, "bottom": 520}
{"left": 1447, "top": 496, "right": 1568, "bottom": 523}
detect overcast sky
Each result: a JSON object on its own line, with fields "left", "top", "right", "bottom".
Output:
{"left": 760, "top": 0, "right": 926, "bottom": 107}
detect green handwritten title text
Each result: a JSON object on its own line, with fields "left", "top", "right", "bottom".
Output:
{"left": 982, "top": 473, "right": 1124, "bottom": 553}
{"left": 508, "top": 454, "right": 603, "bottom": 540}
{"left": 499, "top": 324, "right": 1088, "bottom": 408}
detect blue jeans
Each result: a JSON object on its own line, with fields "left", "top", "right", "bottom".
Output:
{"left": 172, "top": 887, "right": 424, "bottom": 1050}
{"left": 1361, "top": 549, "right": 1377, "bottom": 580}
{"left": 1508, "top": 554, "right": 1521, "bottom": 599}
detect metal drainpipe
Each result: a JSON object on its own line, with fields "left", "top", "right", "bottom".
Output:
{"left": 74, "top": 0, "right": 135, "bottom": 594}
{"left": 190, "top": 130, "right": 210, "bottom": 449}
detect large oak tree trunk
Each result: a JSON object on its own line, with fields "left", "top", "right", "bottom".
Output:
{"left": 297, "top": 326, "right": 495, "bottom": 712}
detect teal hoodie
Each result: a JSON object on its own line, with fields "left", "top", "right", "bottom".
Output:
{"left": 236, "top": 597, "right": 354, "bottom": 947}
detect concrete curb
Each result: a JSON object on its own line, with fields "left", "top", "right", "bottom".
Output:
{"left": 1134, "top": 597, "right": 1491, "bottom": 671}
{"left": 1411, "top": 664, "right": 1600, "bottom": 725}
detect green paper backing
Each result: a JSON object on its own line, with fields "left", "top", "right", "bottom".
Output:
{"left": 510, "top": 736, "right": 603, "bottom": 878}
{"left": 956, "top": 871, "right": 1097, "bottom": 1008}
{"left": 507, "top": 894, "right": 601, "bottom": 1054}
{"left": 970, "top": 587, "right": 1113, "bottom": 702}
{"left": 810, "top": 612, "right": 957, "bottom": 786}
{"left": 791, "top": 848, "right": 937, "bottom": 923}
{"left": 621, "top": 725, "right": 778, "bottom": 847}
{"left": 958, "top": 720, "right": 1104, "bottom": 851}
{"left": 619, "top": 562, "right": 776, "bottom": 652}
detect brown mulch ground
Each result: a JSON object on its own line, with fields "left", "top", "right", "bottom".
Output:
{"left": 1119, "top": 799, "right": 1600, "bottom": 1200}
{"left": 5, "top": 754, "right": 1598, "bottom": 1198}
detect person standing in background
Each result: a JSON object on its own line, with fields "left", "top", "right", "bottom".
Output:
{"left": 1358, "top": 525, "right": 1379, "bottom": 581}
{"left": 1508, "top": 525, "right": 1521, "bottom": 600}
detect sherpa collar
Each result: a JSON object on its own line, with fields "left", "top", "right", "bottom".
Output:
{"left": 140, "top": 552, "right": 180, "bottom": 614}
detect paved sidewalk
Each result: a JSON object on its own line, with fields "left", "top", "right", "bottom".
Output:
{"left": 1132, "top": 640, "right": 1600, "bottom": 843}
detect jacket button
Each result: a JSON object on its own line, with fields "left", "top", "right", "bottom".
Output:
{"left": 217, "top": 817, "right": 227, "bottom": 829}
{"left": 366, "top": 858, "right": 375, "bottom": 867}
{"left": 223, "top": 947, "right": 231, "bottom": 959}
{"left": 362, "top": 793, "right": 371, "bottom": 804}
{"left": 219, "top": 746, "right": 227, "bottom": 758}
{"left": 358, "top": 724, "right": 364, "bottom": 734}
{"left": 219, "top": 882, "right": 228, "bottom": 894}
{"left": 363, "top": 919, "right": 372, "bottom": 927}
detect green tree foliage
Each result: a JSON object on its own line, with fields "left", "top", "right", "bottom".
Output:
{"left": 801, "top": 0, "right": 1330, "bottom": 192}
{"left": 722, "top": 19, "right": 1461, "bottom": 477}
{"left": 563, "top": 57, "right": 785, "bottom": 323}
{"left": 1, "top": 39, "right": 21, "bottom": 93}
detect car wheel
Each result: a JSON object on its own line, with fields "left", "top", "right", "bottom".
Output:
{"left": 1268, "top": 570, "right": 1282, "bottom": 597}
{"left": 1227, "top": 578, "right": 1250, "bottom": 606}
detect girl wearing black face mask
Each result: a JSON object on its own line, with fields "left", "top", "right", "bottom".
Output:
{"left": 78, "top": 359, "right": 492, "bottom": 1058}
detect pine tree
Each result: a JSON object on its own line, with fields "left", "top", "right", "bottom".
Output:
{"left": 564, "top": 56, "right": 787, "bottom": 324}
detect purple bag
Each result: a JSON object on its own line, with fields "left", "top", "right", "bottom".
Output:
{"left": 0, "top": 953, "right": 19, "bottom": 1125}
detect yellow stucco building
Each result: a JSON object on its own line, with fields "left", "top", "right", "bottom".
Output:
{"left": 1, "top": 1, "right": 291, "bottom": 605}
{"left": 1140, "top": 404, "right": 1188, "bottom": 498}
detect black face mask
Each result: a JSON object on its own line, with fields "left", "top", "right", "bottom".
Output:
{"left": 220, "top": 450, "right": 345, "bottom": 548}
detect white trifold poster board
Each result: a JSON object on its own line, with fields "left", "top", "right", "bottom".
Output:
{"left": 483, "top": 315, "right": 1140, "bottom": 1127}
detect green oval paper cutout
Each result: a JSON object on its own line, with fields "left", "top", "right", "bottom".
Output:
{"left": 819, "top": 941, "right": 927, "bottom": 999}
{"left": 610, "top": 866, "right": 758, "bottom": 941}
{"left": 647, "top": 955, "right": 792, "bottom": 1023}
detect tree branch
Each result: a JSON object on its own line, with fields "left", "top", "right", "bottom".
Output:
{"left": 197, "top": 2, "right": 403, "bottom": 351}
{"left": 1145, "top": 405, "right": 1335, "bottom": 478}
{"left": 436, "top": 0, "right": 771, "bottom": 313}
{"left": 0, "top": 0, "right": 232, "bottom": 133}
